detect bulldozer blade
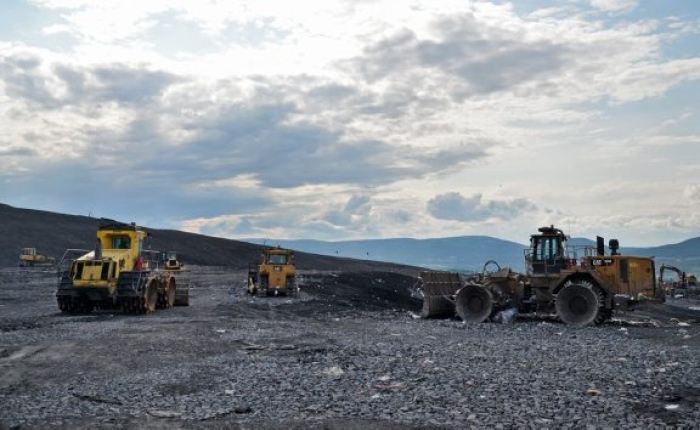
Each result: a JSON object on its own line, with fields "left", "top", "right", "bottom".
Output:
{"left": 421, "top": 295, "right": 456, "bottom": 318}
{"left": 455, "top": 283, "right": 494, "bottom": 323}
{"left": 419, "top": 271, "right": 462, "bottom": 318}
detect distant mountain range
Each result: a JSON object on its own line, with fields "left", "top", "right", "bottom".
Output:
{"left": 246, "top": 235, "right": 700, "bottom": 275}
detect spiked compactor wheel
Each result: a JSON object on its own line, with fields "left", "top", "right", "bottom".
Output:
{"left": 555, "top": 282, "right": 604, "bottom": 326}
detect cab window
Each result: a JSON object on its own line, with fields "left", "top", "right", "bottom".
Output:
{"left": 534, "top": 237, "right": 559, "bottom": 261}
{"left": 269, "top": 254, "right": 287, "bottom": 264}
{"left": 112, "top": 237, "right": 131, "bottom": 249}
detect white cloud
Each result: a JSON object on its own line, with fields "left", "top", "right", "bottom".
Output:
{"left": 588, "top": 0, "right": 638, "bottom": 13}
{"left": 427, "top": 192, "right": 537, "bottom": 222}
{"left": 685, "top": 185, "right": 700, "bottom": 202}
{"left": 1, "top": 1, "right": 699, "bottom": 246}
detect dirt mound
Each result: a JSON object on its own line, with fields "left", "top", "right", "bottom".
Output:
{"left": 298, "top": 271, "right": 421, "bottom": 313}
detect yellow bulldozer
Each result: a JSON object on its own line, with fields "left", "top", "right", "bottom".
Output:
{"left": 247, "top": 247, "right": 298, "bottom": 296}
{"left": 420, "top": 225, "right": 664, "bottom": 326}
{"left": 56, "top": 220, "right": 182, "bottom": 314}
{"left": 162, "top": 250, "right": 183, "bottom": 271}
{"left": 19, "top": 247, "right": 55, "bottom": 267}
{"left": 161, "top": 250, "right": 190, "bottom": 306}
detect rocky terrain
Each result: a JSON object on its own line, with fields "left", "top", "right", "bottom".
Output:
{"left": 2, "top": 203, "right": 700, "bottom": 428}
{"left": 2, "top": 265, "right": 700, "bottom": 429}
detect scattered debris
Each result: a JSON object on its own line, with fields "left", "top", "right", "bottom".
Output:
{"left": 148, "top": 409, "right": 182, "bottom": 418}
{"left": 322, "top": 366, "right": 344, "bottom": 379}
{"left": 234, "top": 405, "right": 252, "bottom": 414}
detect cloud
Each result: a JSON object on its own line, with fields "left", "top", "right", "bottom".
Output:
{"left": 346, "top": 16, "right": 569, "bottom": 99}
{"left": 2, "top": 2, "right": 699, "bottom": 246}
{"left": 0, "top": 53, "right": 59, "bottom": 108}
{"left": 588, "top": 0, "right": 639, "bottom": 13}
{"left": 322, "top": 194, "right": 372, "bottom": 227}
{"left": 130, "top": 77, "right": 490, "bottom": 189}
{"left": 427, "top": 192, "right": 537, "bottom": 222}
{"left": 0, "top": 49, "right": 491, "bottom": 227}
{"left": 0, "top": 146, "right": 36, "bottom": 157}
{"left": 0, "top": 52, "right": 183, "bottom": 109}
{"left": 2, "top": 52, "right": 489, "bottom": 190}
{"left": 91, "top": 65, "right": 182, "bottom": 104}
{"left": 684, "top": 185, "right": 700, "bottom": 202}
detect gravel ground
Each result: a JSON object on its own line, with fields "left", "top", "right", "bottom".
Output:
{"left": 1, "top": 266, "right": 700, "bottom": 429}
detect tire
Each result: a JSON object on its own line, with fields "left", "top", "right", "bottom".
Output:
{"left": 144, "top": 280, "right": 159, "bottom": 313}
{"left": 257, "top": 276, "right": 269, "bottom": 297}
{"left": 286, "top": 277, "right": 297, "bottom": 297}
{"left": 166, "top": 279, "right": 176, "bottom": 308}
{"left": 455, "top": 284, "right": 494, "bottom": 323}
{"left": 555, "top": 282, "right": 602, "bottom": 326}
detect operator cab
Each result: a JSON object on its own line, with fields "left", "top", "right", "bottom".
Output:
{"left": 527, "top": 225, "right": 569, "bottom": 275}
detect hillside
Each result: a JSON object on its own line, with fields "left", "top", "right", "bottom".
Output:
{"left": 2, "top": 203, "right": 699, "bottom": 275}
{"left": 0, "top": 203, "right": 419, "bottom": 273}
{"left": 626, "top": 238, "right": 700, "bottom": 271}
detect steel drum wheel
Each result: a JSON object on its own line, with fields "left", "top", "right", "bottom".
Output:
{"left": 456, "top": 284, "right": 494, "bottom": 323}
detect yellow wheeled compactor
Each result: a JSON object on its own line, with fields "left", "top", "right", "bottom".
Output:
{"left": 56, "top": 220, "right": 181, "bottom": 314}
{"left": 420, "top": 226, "right": 664, "bottom": 326}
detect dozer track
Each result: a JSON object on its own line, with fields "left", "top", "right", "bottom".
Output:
{"left": 57, "top": 274, "right": 96, "bottom": 314}
{"left": 57, "top": 296, "right": 94, "bottom": 314}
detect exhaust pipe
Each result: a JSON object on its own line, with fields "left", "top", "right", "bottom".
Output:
{"left": 94, "top": 239, "right": 102, "bottom": 260}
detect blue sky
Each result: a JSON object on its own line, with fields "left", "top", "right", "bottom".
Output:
{"left": 1, "top": 0, "right": 699, "bottom": 246}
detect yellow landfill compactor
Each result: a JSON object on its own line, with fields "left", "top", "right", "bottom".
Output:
{"left": 420, "top": 225, "right": 664, "bottom": 326}
{"left": 56, "top": 220, "right": 177, "bottom": 314}
{"left": 248, "top": 247, "right": 297, "bottom": 296}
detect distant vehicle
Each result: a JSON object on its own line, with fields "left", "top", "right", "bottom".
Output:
{"left": 660, "top": 264, "right": 699, "bottom": 297}
{"left": 420, "top": 225, "right": 664, "bottom": 326}
{"left": 19, "top": 247, "right": 55, "bottom": 267}
{"left": 247, "top": 247, "right": 298, "bottom": 296}
{"left": 162, "top": 251, "right": 183, "bottom": 271}
{"left": 161, "top": 250, "right": 190, "bottom": 306}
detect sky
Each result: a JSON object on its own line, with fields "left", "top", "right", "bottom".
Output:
{"left": 1, "top": 0, "right": 699, "bottom": 247}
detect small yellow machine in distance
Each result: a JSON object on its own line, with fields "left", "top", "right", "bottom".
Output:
{"left": 247, "top": 247, "right": 298, "bottom": 297}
